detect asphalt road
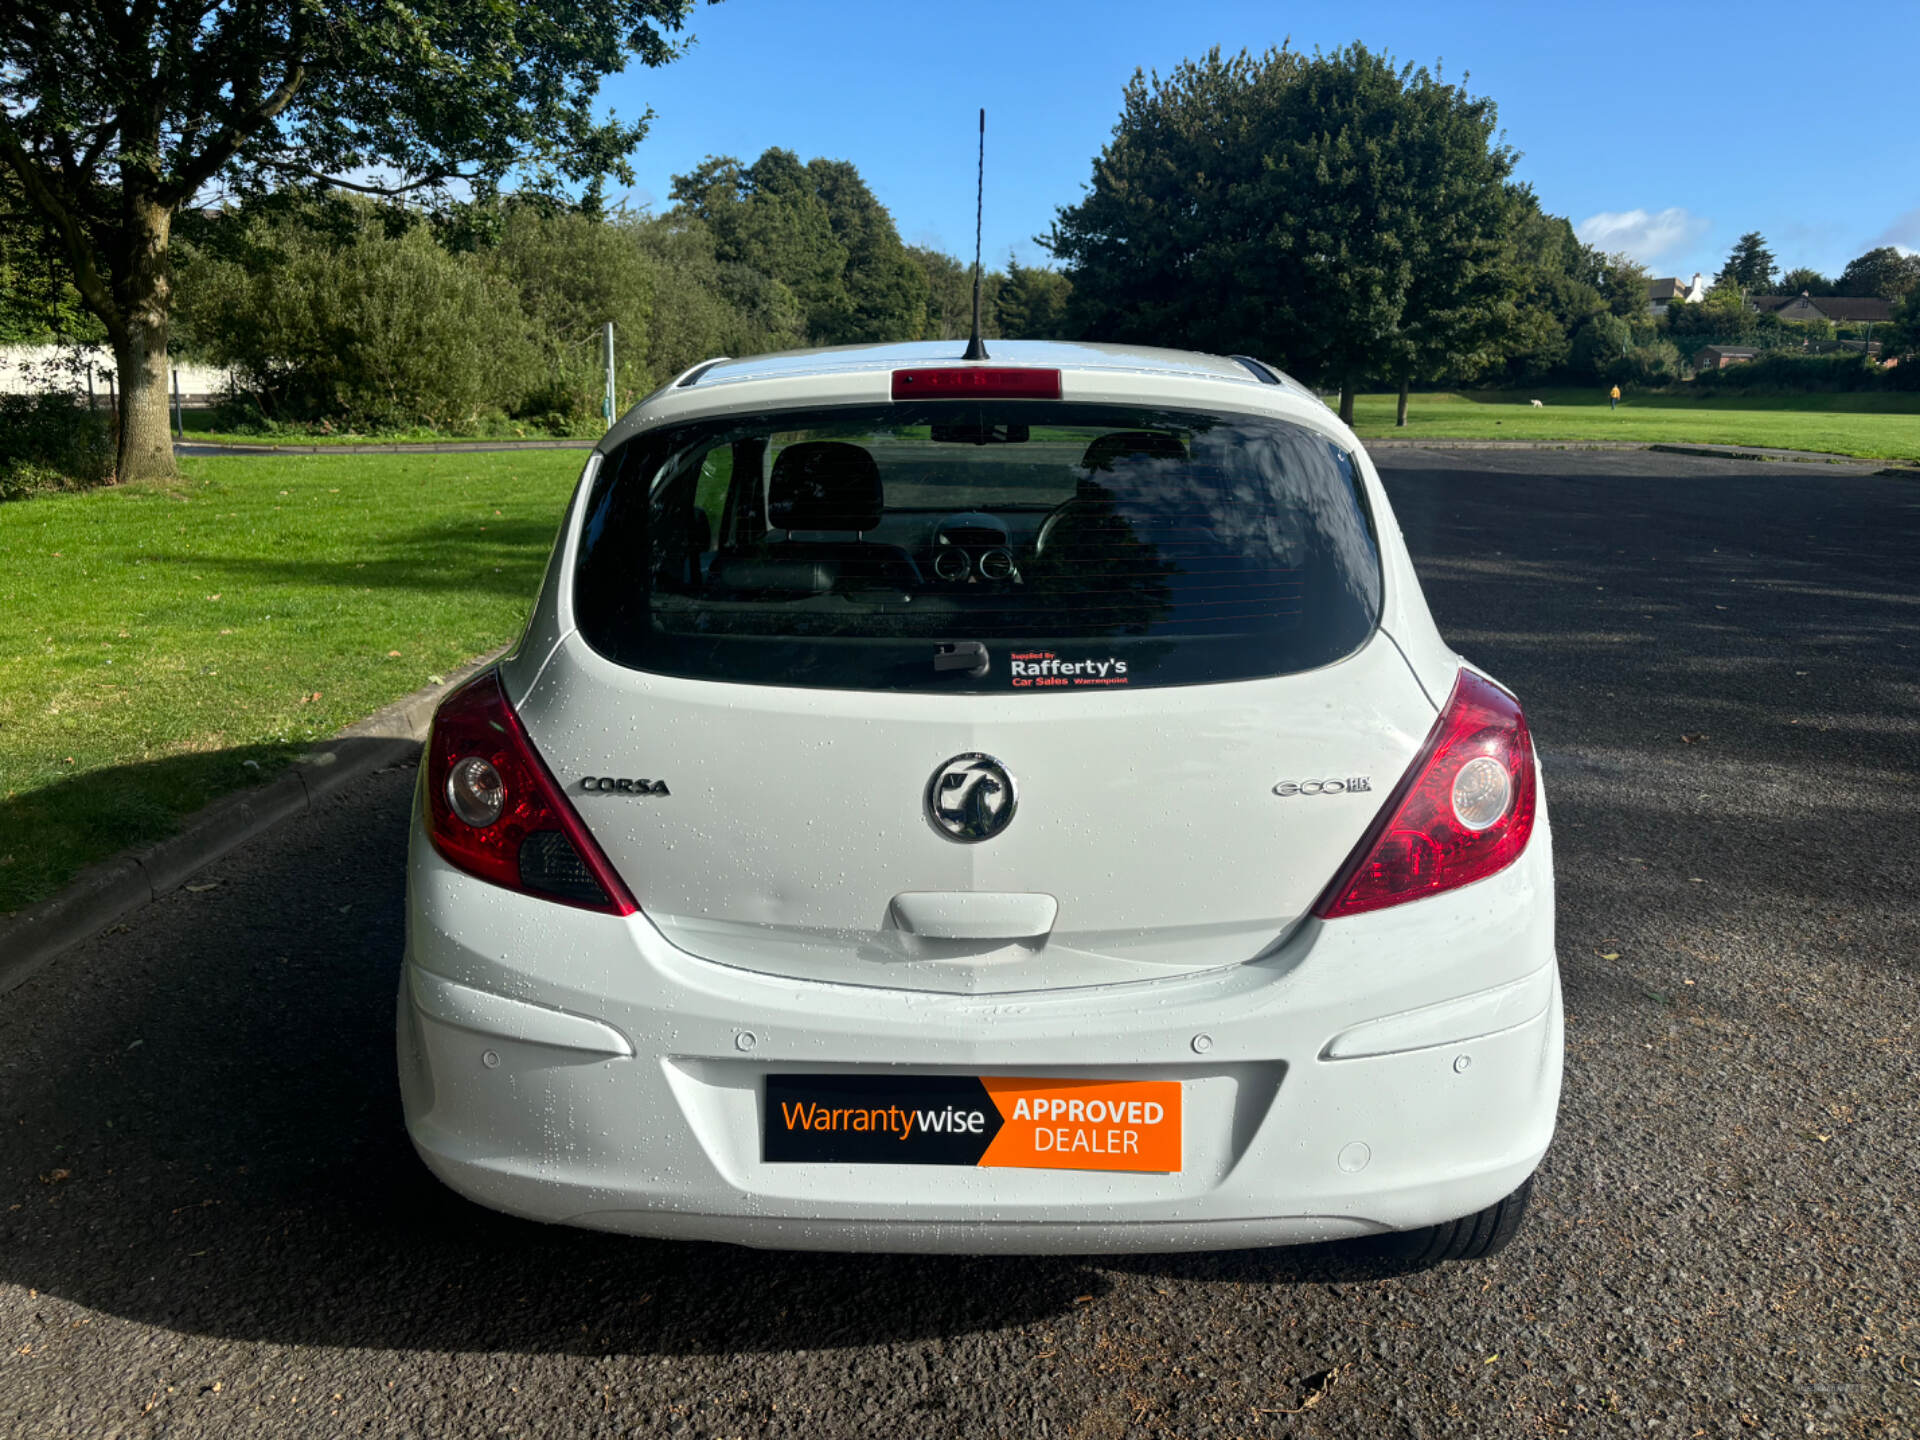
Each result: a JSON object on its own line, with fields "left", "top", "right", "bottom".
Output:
{"left": 4, "top": 448, "right": 1917, "bottom": 1439}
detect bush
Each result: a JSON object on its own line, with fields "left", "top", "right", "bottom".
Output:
{"left": 0, "top": 392, "right": 114, "bottom": 500}
{"left": 1692, "top": 351, "right": 1885, "bottom": 393}
{"left": 1619, "top": 339, "right": 1682, "bottom": 386}
{"left": 1669, "top": 286, "right": 1757, "bottom": 343}
{"left": 487, "top": 207, "right": 654, "bottom": 421}
{"left": 178, "top": 218, "right": 538, "bottom": 429}
{"left": 197, "top": 394, "right": 275, "bottom": 435}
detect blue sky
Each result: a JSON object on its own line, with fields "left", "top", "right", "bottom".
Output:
{"left": 602, "top": 0, "right": 1919, "bottom": 284}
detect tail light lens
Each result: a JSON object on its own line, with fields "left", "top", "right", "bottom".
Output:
{"left": 422, "top": 670, "right": 638, "bottom": 915}
{"left": 1313, "top": 671, "right": 1537, "bottom": 919}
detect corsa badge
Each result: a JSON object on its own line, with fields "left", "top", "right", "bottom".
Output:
{"left": 580, "top": 776, "right": 670, "bottom": 796}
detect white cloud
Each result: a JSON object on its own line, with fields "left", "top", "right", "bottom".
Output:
{"left": 1575, "top": 207, "right": 1711, "bottom": 266}
{"left": 1872, "top": 208, "right": 1920, "bottom": 251}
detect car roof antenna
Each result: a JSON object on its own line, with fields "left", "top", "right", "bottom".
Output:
{"left": 962, "top": 108, "right": 990, "bottom": 361}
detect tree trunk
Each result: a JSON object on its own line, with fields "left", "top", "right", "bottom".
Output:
{"left": 112, "top": 196, "right": 179, "bottom": 484}
{"left": 112, "top": 321, "right": 177, "bottom": 483}
{"left": 1396, "top": 377, "right": 1410, "bottom": 427}
{"left": 1337, "top": 378, "right": 1356, "bottom": 426}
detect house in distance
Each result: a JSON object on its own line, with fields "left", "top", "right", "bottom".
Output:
{"left": 1750, "top": 294, "right": 1895, "bottom": 326}
{"left": 1646, "top": 273, "right": 1708, "bottom": 314}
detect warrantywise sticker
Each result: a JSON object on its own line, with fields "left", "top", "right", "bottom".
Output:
{"left": 764, "top": 1075, "right": 1182, "bottom": 1172}
{"left": 1009, "top": 651, "right": 1130, "bottom": 689}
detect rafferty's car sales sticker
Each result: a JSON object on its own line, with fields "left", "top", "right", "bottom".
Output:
{"left": 764, "top": 1075, "right": 1181, "bottom": 1173}
{"left": 1008, "top": 651, "right": 1130, "bottom": 688}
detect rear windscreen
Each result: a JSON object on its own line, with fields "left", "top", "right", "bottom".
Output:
{"left": 574, "top": 403, "right": 1381, "bottom": 692}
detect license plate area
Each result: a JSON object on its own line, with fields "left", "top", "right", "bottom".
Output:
{"left": 764, "top": 1074, "right": 1182, "bottom": 1173}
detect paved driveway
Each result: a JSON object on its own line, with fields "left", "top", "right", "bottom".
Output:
{"left": 4, "top": 449, "right": 1916, "bottom": 1438}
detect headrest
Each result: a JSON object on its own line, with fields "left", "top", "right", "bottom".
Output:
{"left": 769, "top": 441, "right": 884, "bottom": 532}
{"left": 1080, "top": 431, "right": 1187, "bottom": 472}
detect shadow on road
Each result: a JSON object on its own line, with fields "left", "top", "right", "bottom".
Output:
{"left": 0, "top": 744, "right": 309, "bottom": 916}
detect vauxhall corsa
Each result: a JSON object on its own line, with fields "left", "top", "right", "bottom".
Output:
{"left": 398, "top": 339, "right": 1563, "bottom": 1259}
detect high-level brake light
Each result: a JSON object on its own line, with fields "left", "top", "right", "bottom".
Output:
{"left": 1313, "top": 671, "right": 1538, "bottom": 918}
{"left": 423, "top": 670, "right": 638, "bottom": 915}
{"left": 891, "top": 368, "right": 1061, "bottom": 400}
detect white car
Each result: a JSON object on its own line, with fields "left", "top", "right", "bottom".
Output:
{"left": 398, "top": 339, "right": 1561, "bottom": 1258}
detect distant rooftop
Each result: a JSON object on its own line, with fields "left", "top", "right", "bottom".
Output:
{"left": 1751, "top": 294, "right": 1895, "bottom": 322}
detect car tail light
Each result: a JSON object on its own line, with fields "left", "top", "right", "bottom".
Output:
{"left": 1313, "top": 671, "right": 1537, "bottom": 919}
{"left": 891, "top": 368, "right": 1062, "bottom": 399}
{"left": 422, "top": 670, "right": 638, "bottom": 916}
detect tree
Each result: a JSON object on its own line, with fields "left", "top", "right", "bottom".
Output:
{"left": 1383, "top": 180, "right": 1523, "bottom": 421}
{"left": 1777, "top": 266, "right": 1832, "bottom": 297}
{"left": 908, "top": 246, "right": 978, "bottom": 341}
{"left": 1489, "top": 192, "right": 1606, "bottom": 382}
{"left": 1837, "top": 246, "right": 1920, "bottom": 301}
{"left": 1698, "top": 281, "right": 1758, "bottom": 340}
{"left": 629, "top": 213, "right": 806, "bottom": 379}
{"left": 674, "top": 151, "right": 848, "bottom": 338}
{"left": 1046, "top": 44, "right": 1521, "bottom": 423}
{"left": 1, "top": 174, "right": 103, "bottom": 345}
{"left": 1665, "top": 280, "right": 1756, "bottom": 344}
{"left": 1717, "top": 232, "right": 1778, "bottom": 295}
{"left": 1598, "top": 253, "right": 1654, "bottom": 332}
{"left": 996, "top": 258, "right": 1073, "bottom": 340}
{"left": 1883, "top": 287, "right": 1920, "bottom": 360}
{"left": 906, "top": 246, "right": 1008, "bottom": 342}
{"left": 1569, "top": 313, "right": 1630, "bottom": 380}
{"left": 1505, "top": 198, "right": 1604, "bottom": 367}
{"left": 803, "top": 158, "right": 928, "bottom": 344}
{"left": 671, "top": 150, "right": 927, "bottom": 346}
{"left": 0, "top": 0, "right": 702, "bottom": 481}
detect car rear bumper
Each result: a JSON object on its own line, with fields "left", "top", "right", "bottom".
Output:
{"left": 398, "top": 812, "right": 1561, "bottom": 1254}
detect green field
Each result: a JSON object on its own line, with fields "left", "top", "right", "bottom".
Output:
{"left": 176, "top": 410, "right": 597, "bottom": 447}
{"left": 1340, "top": 389, "right": 1920, "bottom": 461}
{"left": 0, "top": 451, "right": 584, "bottom": 914}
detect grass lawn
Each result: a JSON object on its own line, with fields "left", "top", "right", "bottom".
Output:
{"left": 0, "top": 450, "right": 585, "bottom": 914}
{"left": 1340, "top": 388, "right": 1920, "bottom": 461}
{"left": 177, "top": 410, "right": 595, "bottom": 447}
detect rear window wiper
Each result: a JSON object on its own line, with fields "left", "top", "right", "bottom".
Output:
{"left": 933, "top": 640, "right": 990, "bottom": 677}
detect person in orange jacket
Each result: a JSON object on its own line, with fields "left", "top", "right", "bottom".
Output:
{"left": 1609, "top": 384, "right": 1621, "bottom": 410}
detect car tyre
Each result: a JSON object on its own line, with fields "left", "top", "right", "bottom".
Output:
{"left": 1372, "top": 1176, "right": 1534, "bottom": 1265}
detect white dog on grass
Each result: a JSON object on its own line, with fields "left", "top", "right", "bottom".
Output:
{"left": 1529, "top": 398, "right": 1544, "bottom": 408}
